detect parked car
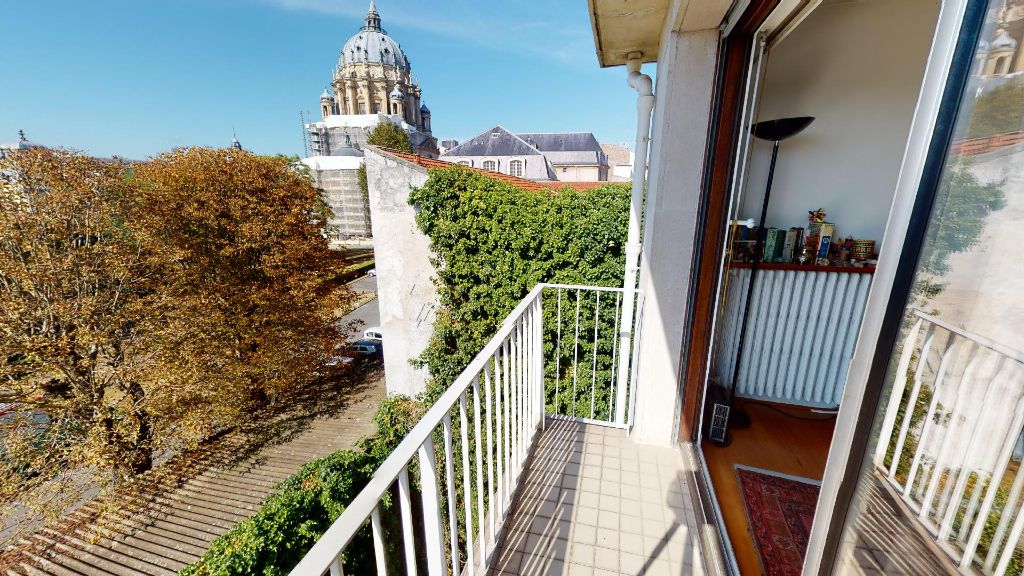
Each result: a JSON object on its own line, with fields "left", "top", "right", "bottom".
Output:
{"left": 352, "top": 339, "right": 383, "bottom": 358}
{"left": 366, "top": 268, "right": 377, "bottom": 277}
{"left": 363, "top": 327, "right": 383, "bottom": 341}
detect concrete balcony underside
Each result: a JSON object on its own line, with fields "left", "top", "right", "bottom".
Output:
{"left": 489, "top": 418, "right": 705, "bottom": 576}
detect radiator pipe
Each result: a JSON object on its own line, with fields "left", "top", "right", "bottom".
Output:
{"left": 615, "top": 52, "right": 655, "bottom": 425}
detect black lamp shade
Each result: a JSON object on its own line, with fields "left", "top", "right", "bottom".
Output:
{"left": 751, "top": 116, "right": 815, "bottom": 142}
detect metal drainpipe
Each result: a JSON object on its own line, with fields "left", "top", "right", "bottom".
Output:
{"left": 615, "top": 52, "right": 655, "bottom": 425}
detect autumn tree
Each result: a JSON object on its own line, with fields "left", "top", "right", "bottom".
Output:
{"left": 358, "top": 120, "right": 414, "bottom": 194}
{"left": 132, "top": 148, "right": 352, "bottom": 427}
{"left": 0, "top": 150, "right": 158, "bottom": 494}
{"left": 0, "top": 147, "right": 352, "bottom": 508}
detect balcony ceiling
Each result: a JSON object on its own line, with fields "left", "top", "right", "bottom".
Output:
{"left": 588, "top": 0, "right": 669, "bottom": 67}
{"left": 588, "top": 0, "right": 734, "bottom": 67}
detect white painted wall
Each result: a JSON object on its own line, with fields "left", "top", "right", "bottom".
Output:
{"left": 364, "top": 147, "right": 438, "bottom": 397}
{"left": 631, "top": 28, "right": 720, "bottom": 447}
{"left": 440, "top": 154, "right": 551, "bottom": 180}
{"left": 741, "top": 0, "right": 940, "bottom": 245}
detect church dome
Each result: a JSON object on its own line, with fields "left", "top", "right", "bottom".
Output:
{"left": 420, "top": 102, "right": 430, "bottom": 114}
{"left": 389, "top": 86, "right": 404, "bottom": 100}
{"left": 339, "top": 2, "right": 410, "bottom": 72}
{"left": 320, "top": 88, "right": 333, "bottom": 102}
{"left": 992, "top": 29, "right": 1018, "bottom": 51}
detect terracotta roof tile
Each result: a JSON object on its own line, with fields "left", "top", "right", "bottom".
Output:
{"left": 377, "top": 148, "right": 610, "bottom": 193}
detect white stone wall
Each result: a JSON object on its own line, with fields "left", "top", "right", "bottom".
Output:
{"left": 364, "top": 147, "right": 439, "bottom": 397}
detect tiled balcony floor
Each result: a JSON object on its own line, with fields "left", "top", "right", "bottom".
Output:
{"left": 489, "top": 418, "right": 706, "bottom": 576}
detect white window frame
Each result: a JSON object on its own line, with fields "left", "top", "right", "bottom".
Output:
{"left": 509, "top": 159, "right": 524, "bottom": 177}
{"left": 482, "top": 159, "right": 498, "bottom": 172}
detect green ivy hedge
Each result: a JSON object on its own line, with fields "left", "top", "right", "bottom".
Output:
{"left": 409, "top": 166, "right": 630, "bottom": 398}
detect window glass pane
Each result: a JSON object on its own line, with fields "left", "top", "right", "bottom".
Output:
{"left": 835, "top": 1, "right": 1024, "bottom": 573}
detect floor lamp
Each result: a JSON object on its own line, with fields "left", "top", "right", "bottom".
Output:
{"left": 707, "top": 116, "right": 814, "bottom": 447}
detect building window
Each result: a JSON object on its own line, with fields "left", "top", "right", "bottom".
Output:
{"left": 483, "top": 160, "right": 497, "bottom": 171}
{"left": 509, "top": 160, "right": 523, "bottom": 177}
{"left": 458, "top": 161, "right": 471, "bottom": 166}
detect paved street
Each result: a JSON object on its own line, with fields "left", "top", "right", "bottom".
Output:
{"left": 344, "top": 274, "right": 380, "bottom": 339}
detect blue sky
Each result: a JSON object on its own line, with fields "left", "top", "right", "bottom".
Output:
{"left": 1, "top": 0, "right": 647, "bottom": 159}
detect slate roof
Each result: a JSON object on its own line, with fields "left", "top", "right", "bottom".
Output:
{"left": 442, "top": 127, "right": 608, "bottom": 167}
{"left": 442, "top": 126, "right": 544, "bottom": 158}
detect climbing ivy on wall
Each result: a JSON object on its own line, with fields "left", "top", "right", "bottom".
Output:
{"left": 408, "top": 166, "right": 631, "bottom": 398}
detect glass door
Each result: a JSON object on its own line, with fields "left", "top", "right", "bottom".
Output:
{"left": 814, "top": 0, "right": 1024, "bottom": 571}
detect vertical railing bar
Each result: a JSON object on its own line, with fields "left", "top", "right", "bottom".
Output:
{"left": 371, "top": 506, "right": 387, "bottom": 576}
{"left": 398, "top": 467, "right": 418, "bottom": 576}
{"left": 937, "top": 355, "right": 1004, "bottom": 540}
{"left": 610, "top": 292, "right": 621, "bottom": 421}
{"left": 511, "top": 322, "right": 520, "bottom": 479}
{"left": 458, "top": 393, "right": 476, "bottom": 571}
{"left": 622, "top": 291, "right": 638, "bottom": 426}
{"left": 535, "top": 295, "right": 544, "bottom": 431}
{"left": 920, "top": 343, "right": 981, "bottom": 522}
{"left": 523, "top": 305, "right": 532, "bottom": 439}
{"left": 417, "top": 436, "right": 446, "bottom": 576}
{"left": 518, "top": 315, "right": 527, "bottom": 465}
{"left": 502, "top": 338, "right": 512, "bottom": 501}
{"left": 994, "top": 486, "right": 1024, "bottom": 576}
{"left": 493, "top": 353, "right": 506, "bottom": 514}
{"left": 964, "top": 398, "right": 1024, "bottom": 571}
{"left": 957, "top": 469, "right": 986, "bottom": 545}
{"left": 572, "top": 289, "right": 582, "bottom": 419}
{"left": 985, "top": 431, "right": 1024, "bottom": 570}
{"left": 555, "top": 289, "right": 563, "bottom": 415}
{"left": 329, "top": 557, "right": 343, "bottom": 576}
{"left": 887, "top": 323, "right": 936, "bottom": 482}
{"left": 483, "top": 361, "right": 496, "bottom": 545}
{"left": 471, "top": 377, "right": 486, "bottom": 563}
{"left": 442, "top": 414, "right": 458, "bottom": 576}
{"left": 590, "top": 291, "right": 601, "bottom": 420}
{"left": 904, "top": 336, "right": 959, "bottom": 501}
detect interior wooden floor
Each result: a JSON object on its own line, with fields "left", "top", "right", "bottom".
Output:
{"left": 701, "top": 398, "right": 836, "bottom": 575}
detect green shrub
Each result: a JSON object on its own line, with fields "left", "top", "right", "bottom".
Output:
{"left": 180, "top": 395, "right": 422, "bottom": 576}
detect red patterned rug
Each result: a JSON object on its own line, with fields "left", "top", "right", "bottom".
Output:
{"left": 736, "top": 466, "right": 820, "bottom": 576}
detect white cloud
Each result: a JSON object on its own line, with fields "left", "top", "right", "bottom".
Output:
{"left": 259, "top": 0, "right": 595, "bottom": 66}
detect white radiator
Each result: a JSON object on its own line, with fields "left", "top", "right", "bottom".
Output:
{"left": 713, "top": 267, "right": 873, "bottom": 407}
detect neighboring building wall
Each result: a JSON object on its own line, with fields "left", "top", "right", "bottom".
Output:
{"left": 364, "top": 146, "right": 438, "bottom": 397}
{"left": 554, "top": 164, "right": 605, "bottom": 182}
{"left": 304, "top": 161, "right": 370, "bottom": 240}
{"left": 442, "top": 154, "right": 551, "bottom": 179}
{"left": 740, "top": 0, "right": 939, "bottom": 244}
{"left": 632, "top": 28, "right": 719, "bottom": 447}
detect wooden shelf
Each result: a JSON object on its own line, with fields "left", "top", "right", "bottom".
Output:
{"left": 729, "top": 261, "right": 876, "bottom": 274}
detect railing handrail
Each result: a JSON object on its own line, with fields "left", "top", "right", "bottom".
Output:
{"left": 541, "top": 282, "right": 629, "bottom": 293}
{"left": 290, "top": 283, "right": 546, "bottom": 575}
{"left": 911, "top": 308, "right": 1024, "bottom": 365}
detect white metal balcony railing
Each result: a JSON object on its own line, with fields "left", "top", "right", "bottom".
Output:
{"left": 290, "top": 283, "right": 642, "bottom": 576}
{"left": 875, "top": 309, "right": 1024, "bottom": 575}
